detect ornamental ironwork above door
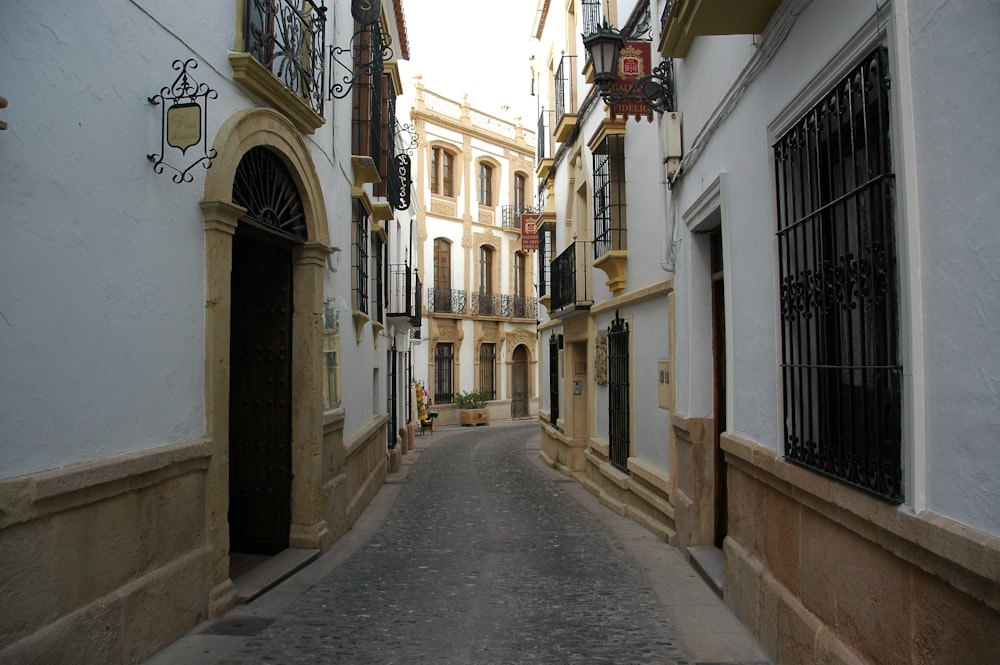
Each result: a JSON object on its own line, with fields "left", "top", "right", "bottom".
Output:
{"left": 232, "top": 146, "right": 308, "bottom": 241}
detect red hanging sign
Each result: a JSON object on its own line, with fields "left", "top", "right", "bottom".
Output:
{"left": 610, "top": 41, "right": 655, "bottom": 123}
{"left": 521, "top": 213, "right": 542, "bottom": 252}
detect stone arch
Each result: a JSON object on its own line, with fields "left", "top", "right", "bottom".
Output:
{"left": 200, "top": 107, "right": 330, "bottom": 616}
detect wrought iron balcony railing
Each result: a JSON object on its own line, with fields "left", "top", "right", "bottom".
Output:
{"left": 501, "top": 205, "right": 543, "bottom": 231}
{"left": 470, "top": 292, "right": 539, "bottom": 319}
{"left": 386, "top": 263, "right": 421, "bottom": 326}
{"left": 245, "top": 0, "right": 327, "bottom": 118}
{"left": 537, "top": 110, "right": 554, "bottom": 163}
{"left": 551, "top": 241, "right": 593, "bottom": 313}
{"left": 555, "top": 56, "right": 569, "bottom": 124}
{"left": 427, "top": 288, "right": 467, "bottom": 315}
{"left": 582, "top": 0, "right": 603, "bottom": 37}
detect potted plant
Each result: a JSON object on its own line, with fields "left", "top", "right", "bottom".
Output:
{"left": 455, "top": 389, "right": 491, "bottom": 426}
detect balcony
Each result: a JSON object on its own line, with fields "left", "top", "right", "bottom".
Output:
{"left": 550, "top": 241, "right": 593, "bottom": 315}
{"left": 386, "top": 263, "right": 421, "bottom": 328}
{"left": 536, "top": 110, "right": 555, "bottom": 180}
{"left": 471, "top": 292, "right": 539, "bottom": 319}
{"left": 553, "top": 56, "right": 577, "bottom": 144}
{"left": 427, "top": 288, "right": 467, "bottom": 315}
{"left": 501, "top": 205, "right": 543, "bottom": 232}
{"left": 231, "top": 0, "right": 327, "bottom": 133}
{"left": 659, "top": 0, "right": 784, "bottom": 57}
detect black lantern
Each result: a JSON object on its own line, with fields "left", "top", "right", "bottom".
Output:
{"left": 583, "top": 22, "right": 674, "bottom": 114}
{"left": 583, "top": 21, "right": 625, "bottom": 94}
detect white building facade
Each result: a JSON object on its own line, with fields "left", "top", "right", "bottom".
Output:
{"left": 534, "top": 0, "right": 1000, "bottom": 662}
{"left": 0, "top": 1, "right": 419, "bottom": 662}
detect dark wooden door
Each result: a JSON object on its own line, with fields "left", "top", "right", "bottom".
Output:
{"left": 511, "top": 345, "right": 529, "bottom": 418}
{"left": 229, "top": 232, "right": 293, "bottom": 555}
{"left": 710, "top": 230, "right": 728, "bottom": 548}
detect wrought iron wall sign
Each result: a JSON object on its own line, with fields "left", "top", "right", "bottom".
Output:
{"left": 351, "top": 0, "right": 380, "bottom": 25}
{"left": 329, "top": 21, "right": 393, "bottom": 99}
{"left": 148, "top": 59, "right": 218, "bottom": 183}
{"left": 391, "top": 154, "right": 411, "bottom": 210}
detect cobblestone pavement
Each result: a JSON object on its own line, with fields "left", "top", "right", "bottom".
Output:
{"left": 217, "top": 422, "right": 695, "bottom": 664}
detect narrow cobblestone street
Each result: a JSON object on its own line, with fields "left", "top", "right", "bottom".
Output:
{"left": 146, "top": 421, "right": 768, "bottom": 665}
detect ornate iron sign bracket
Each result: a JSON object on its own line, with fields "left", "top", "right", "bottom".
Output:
{"left": 148, "top": 59, "right": 218, "bottom": 184}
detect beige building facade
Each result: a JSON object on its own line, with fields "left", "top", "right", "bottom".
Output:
{"left": 409, "top": 82, "right": 540, "bottom": 424}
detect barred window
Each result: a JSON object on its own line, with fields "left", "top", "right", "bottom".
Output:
{"left": 774, "top": 48, "right": 902, "bottom": 502}
{"left": 549, "top": 333, "right": 561, "bottom": 425}
{"left": 608, "top": 312, "right": 630, "bottom": 471}
{"left": 352, "top": 200, "right": 370, "bottom": 315}
{"left": 434, "top": 343, "right": 454, "bottom": 404}
{"left": 479, "top": 343, "right": 496, "bottom": 400}
{"left": 593, "top": 133, "right": 627, "bottom": 259}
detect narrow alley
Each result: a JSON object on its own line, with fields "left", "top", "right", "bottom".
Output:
{"left": 144, "top": 421, "right": 768, "bottom": 665}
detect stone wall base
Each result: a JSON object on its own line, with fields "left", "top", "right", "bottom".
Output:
{"left": 723, "top": 433, "right": 1000, "bottom": 664}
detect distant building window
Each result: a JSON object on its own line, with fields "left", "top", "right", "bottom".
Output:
{"left": 434, "top": 343, "right": 454, "bottom": 404}
{"left": 479, "top": 343, "right": 496, "bottom": 400}
{"left": 514, "top": 173, "right": 527, "bottom": 209}
{"left": 774, "top": 47, "right": 902, "bottom": 502}
{"left": 431, "top": 146, "right": 455, "bottom": 197}
{"left": 478, "top": 162, "right": 494, "bottom": 206}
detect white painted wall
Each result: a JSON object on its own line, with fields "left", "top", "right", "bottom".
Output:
{"left": 1, "top": 0, "right": 398, "bottom": 477}
{"left": 671, "top": 0, "right": 1000, "bottom": 533}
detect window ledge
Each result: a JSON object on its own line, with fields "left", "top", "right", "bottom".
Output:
{"left": 594, "top": 250, "right": 628, "bottom": 296}
{"left": 229, "top": 52, "right": 324, "bottom": 134}
{"left": 351, "top": 156, "right": 381, "bottom": 186}
{"left": 352, "top": 310, "right": 370, "bottom": 344}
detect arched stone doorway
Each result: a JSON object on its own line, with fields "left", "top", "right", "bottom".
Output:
{"left": 201, "top": 108, "right": 330, "bottom": 616}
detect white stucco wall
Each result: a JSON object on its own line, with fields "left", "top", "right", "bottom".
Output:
{"left": 1, "top": 0, "right": 394, "bottom": 477}
{"left": 671, "top": 0, "right": 1000, "bottom": 533}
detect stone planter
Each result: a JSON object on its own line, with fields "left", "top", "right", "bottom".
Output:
{"left": 459, "top": 408, "right": 490, "bottom": 426}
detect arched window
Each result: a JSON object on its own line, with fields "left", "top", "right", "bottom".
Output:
{"left": 478, "top": 162, "right": 494, "bottom": 206}
{"left": 431, "top": 146, "right": 455, "bottom": 197}
{"left": 433, "top": 237, "right": 453, "bottom": 312}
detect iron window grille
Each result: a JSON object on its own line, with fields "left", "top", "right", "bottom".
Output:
{"left": 538, "top": 221, "right": 555, "bottom": 299}
{"left": 537, "top": 110, "right": 554, "bottom": 163}
{"left": 352, "top": 200, "right": 370, "bottom": 314}
{"left": 551, "top": 241, "right": 593, "bottom": 312}
{"left": 351, "top": 22, "right": 384, "bottom": 168}
{"left": 387, "top": 343, "right": 397, "bottom": 448}
{"left": 479, "top": 343, "right": 497, "bottom": 400}
{"left": 549, "top": 333, "right": 561, "bottom": 425}
{"left": 774, "top": 47, "right": 902, "bottom": 503}
{"left": 592, "top": 133, "right": 627, "bottom": 259}
{"left": 373, "top": 231, "right": 385, "bottom": 324}
{"left": 434, "top": 343, "right": 454, "bottom": 404}
{"left": 376, "top": 74, "right": 398, "bottom": 199}
{"left": 245, "top": 0, "right": 327, "bottom": 118}
{"left": 608, "top": 311, "right": 630, "bottom": 472}
{"left": 555, "top": 56, "right": 571, "bottom": 124}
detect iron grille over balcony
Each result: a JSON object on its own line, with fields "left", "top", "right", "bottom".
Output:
{"left": 555, "top": 56, "right": 569, "bottom": 124}
{"left": 427, "top": 288, "right": 467, "bottom": 315}
{"left": 551, "top": 241, "right": 593, "bottom": 313}
{"left": 582, "top": 0, "right": 603, "bottom": 37}
{"left": 537, "top": 110, "right": 553, "bottom": 163}
{"left": 387, "top": 263, "right": 421, "bottom": 325}
{"left": 245, "top": 0, "right": 326, "bottom": 118}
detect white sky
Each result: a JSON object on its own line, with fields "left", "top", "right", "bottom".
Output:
{"left": 397, "top": 0, "right": 541, "bottom": 123}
